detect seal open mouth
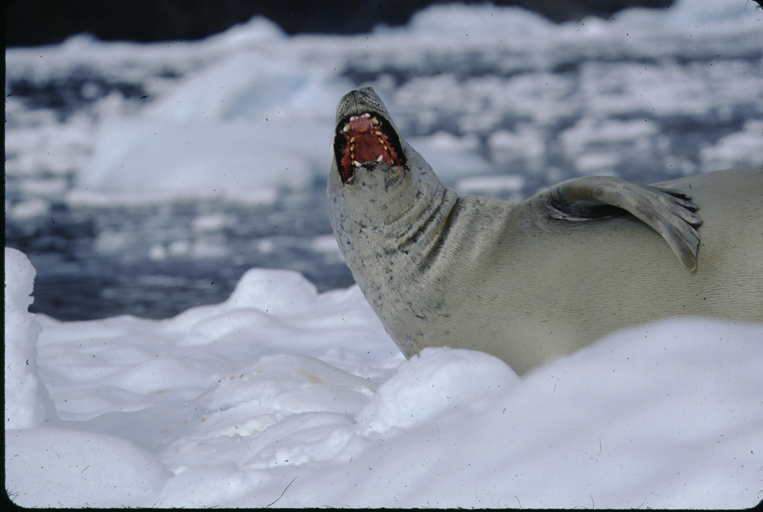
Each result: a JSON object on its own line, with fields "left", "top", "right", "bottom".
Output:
{"left": 334, "top": 112, "right": 406, "bottom": 184}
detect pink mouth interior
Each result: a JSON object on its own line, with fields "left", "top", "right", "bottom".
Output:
{"left": 336, "top": 113, "right": 401, "bottom": 183}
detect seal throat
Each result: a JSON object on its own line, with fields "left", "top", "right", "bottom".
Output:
{"left": 334, "top": 112, "right": 405, "bottom": 183}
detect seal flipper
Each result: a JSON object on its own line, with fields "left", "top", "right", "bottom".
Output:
{"left": 544, "top": 176, "right": 702, "bottom": 271}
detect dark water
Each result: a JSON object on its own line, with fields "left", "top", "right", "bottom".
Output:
{"left": 5, "top": 187, "right": 356, "bottom": 321}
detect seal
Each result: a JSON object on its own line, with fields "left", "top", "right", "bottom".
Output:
{"left": 328, "top": 87, "right": 763, "bottom": 375}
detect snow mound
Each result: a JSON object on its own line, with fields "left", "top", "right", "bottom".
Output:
{"left": 4, "top": 248, "right": 52, "bottom": 429}
{"left": 5, "top": 428, "right": 171, "bottom": 507}
{"left": 357, "top": 347, "right": 519, "bottom": 433}
{"left": 5, "top": 247, "right": 763, "bottom": 508}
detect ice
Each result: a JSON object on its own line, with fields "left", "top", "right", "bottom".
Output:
{"left": 5, "top": 428, "right": 172, "bottom": 507}
{"left": 6, "top": 0, "right": 761, "bottom": 206}
{"left": 3, "top": 111, "right": 95, "bottom": 178}
{"left": 488, "top": 126, "right": 546, "bottom": 171}
{"left": 700, "top": 119, "right": 763, "bottom": 172}
{"left": 403, "top": 3, "right": 552, "bottom": 38}
{"left": 455, "top": 174, "right": 526, "bottom": 198}
{"left": 68, "top": 43, "right": 352, "bottom": 204}
{"left": 191, "top": 212, "right": 234, "bottom": 233}
{"left": 6, "top": 198, "right": 51, "bottom": 221}
{"left": 309, "top": 233, "right": 343, "bottom": 259}
{"left": 77, "top": 117, "right": 318, "bottom": 202}
{"left": 408, "top": 132, "right": 492, "bottom": 181}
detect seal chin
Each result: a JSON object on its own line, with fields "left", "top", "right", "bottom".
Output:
{"left": 333, "top": 111, "right": 406, "bottom": 184}
{"left": 346, "top": 160, "right": 406, "bottom": 189}
{"left": 339, "top": 159, "right": 417, "bottom": 228}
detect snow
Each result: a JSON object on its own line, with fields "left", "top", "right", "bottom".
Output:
{"left": 6, "top": 428, "right": 172, "bottom": 507}
{"left": 5, "top": 248, "right": 763, "bottom": 508}
{"left": 4, "top": 248, "right": 50, "bottom": 429}
{"left": 5, "top": 0, "right": 763, "bottom": 507}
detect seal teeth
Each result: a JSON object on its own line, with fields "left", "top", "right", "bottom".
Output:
{"left": 353, "top": 160, "right": 362, "bottom": 167}
{"left": 375, "top": 131, "right": 382, "bottom": 136}
{"left": 376, "top": 155, "right": 384, "bottom": 162}
{"left": 343, "top": 124, "right": 351, "bottom": 133}
{"left": 371, "top": 117, "right": 379, "bottom": 125}
{"left": 362, "top": 113, "right": 371, "bottom": 118}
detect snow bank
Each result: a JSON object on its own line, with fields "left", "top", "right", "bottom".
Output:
{"left": 355, "top": 347, "right": 520, "bottom": 434}
{"left": 4, "top": 248, "right": 52, "bottom": 429}
{"left": 5, "top": 428, "right": 172, "bottom": 507}
{"left": 5, "top": 247, "right": 762, "bottom": 508}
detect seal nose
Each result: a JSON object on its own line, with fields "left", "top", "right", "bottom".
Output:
{"left": 336, "top": 87, "right": 384, "bottom": 123}
{"left": 336, "top": 91, "right": 361, "bottom": 122}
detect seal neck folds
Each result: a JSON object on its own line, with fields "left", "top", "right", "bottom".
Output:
{"left": 328, "top": 87, "right": 457, "bottom": 262}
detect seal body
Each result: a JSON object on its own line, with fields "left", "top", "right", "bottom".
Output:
{"left": 328, "top": 88, "right": 763, "bottom": 375}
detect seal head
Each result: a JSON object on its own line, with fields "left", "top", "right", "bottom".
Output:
{"left": 328, "top": 87, "right": 458, "bottom": 289}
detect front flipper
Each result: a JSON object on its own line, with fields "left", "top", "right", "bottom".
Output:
{"left": 543, "top": 176, "right": 702, "bottom": 271}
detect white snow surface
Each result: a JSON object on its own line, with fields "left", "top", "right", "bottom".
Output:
{"left": 4, "top": 248, "right": 51, "bottom": 429}
{"left": 5, "top": 1, "right": 763, "bottom": 508}
{"left": 5, "top": 247, "right": 763, "bottom": 508}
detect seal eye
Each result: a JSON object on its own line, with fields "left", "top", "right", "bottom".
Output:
{"left": 334, "top": 113, "right": 405, "bottom": 183}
